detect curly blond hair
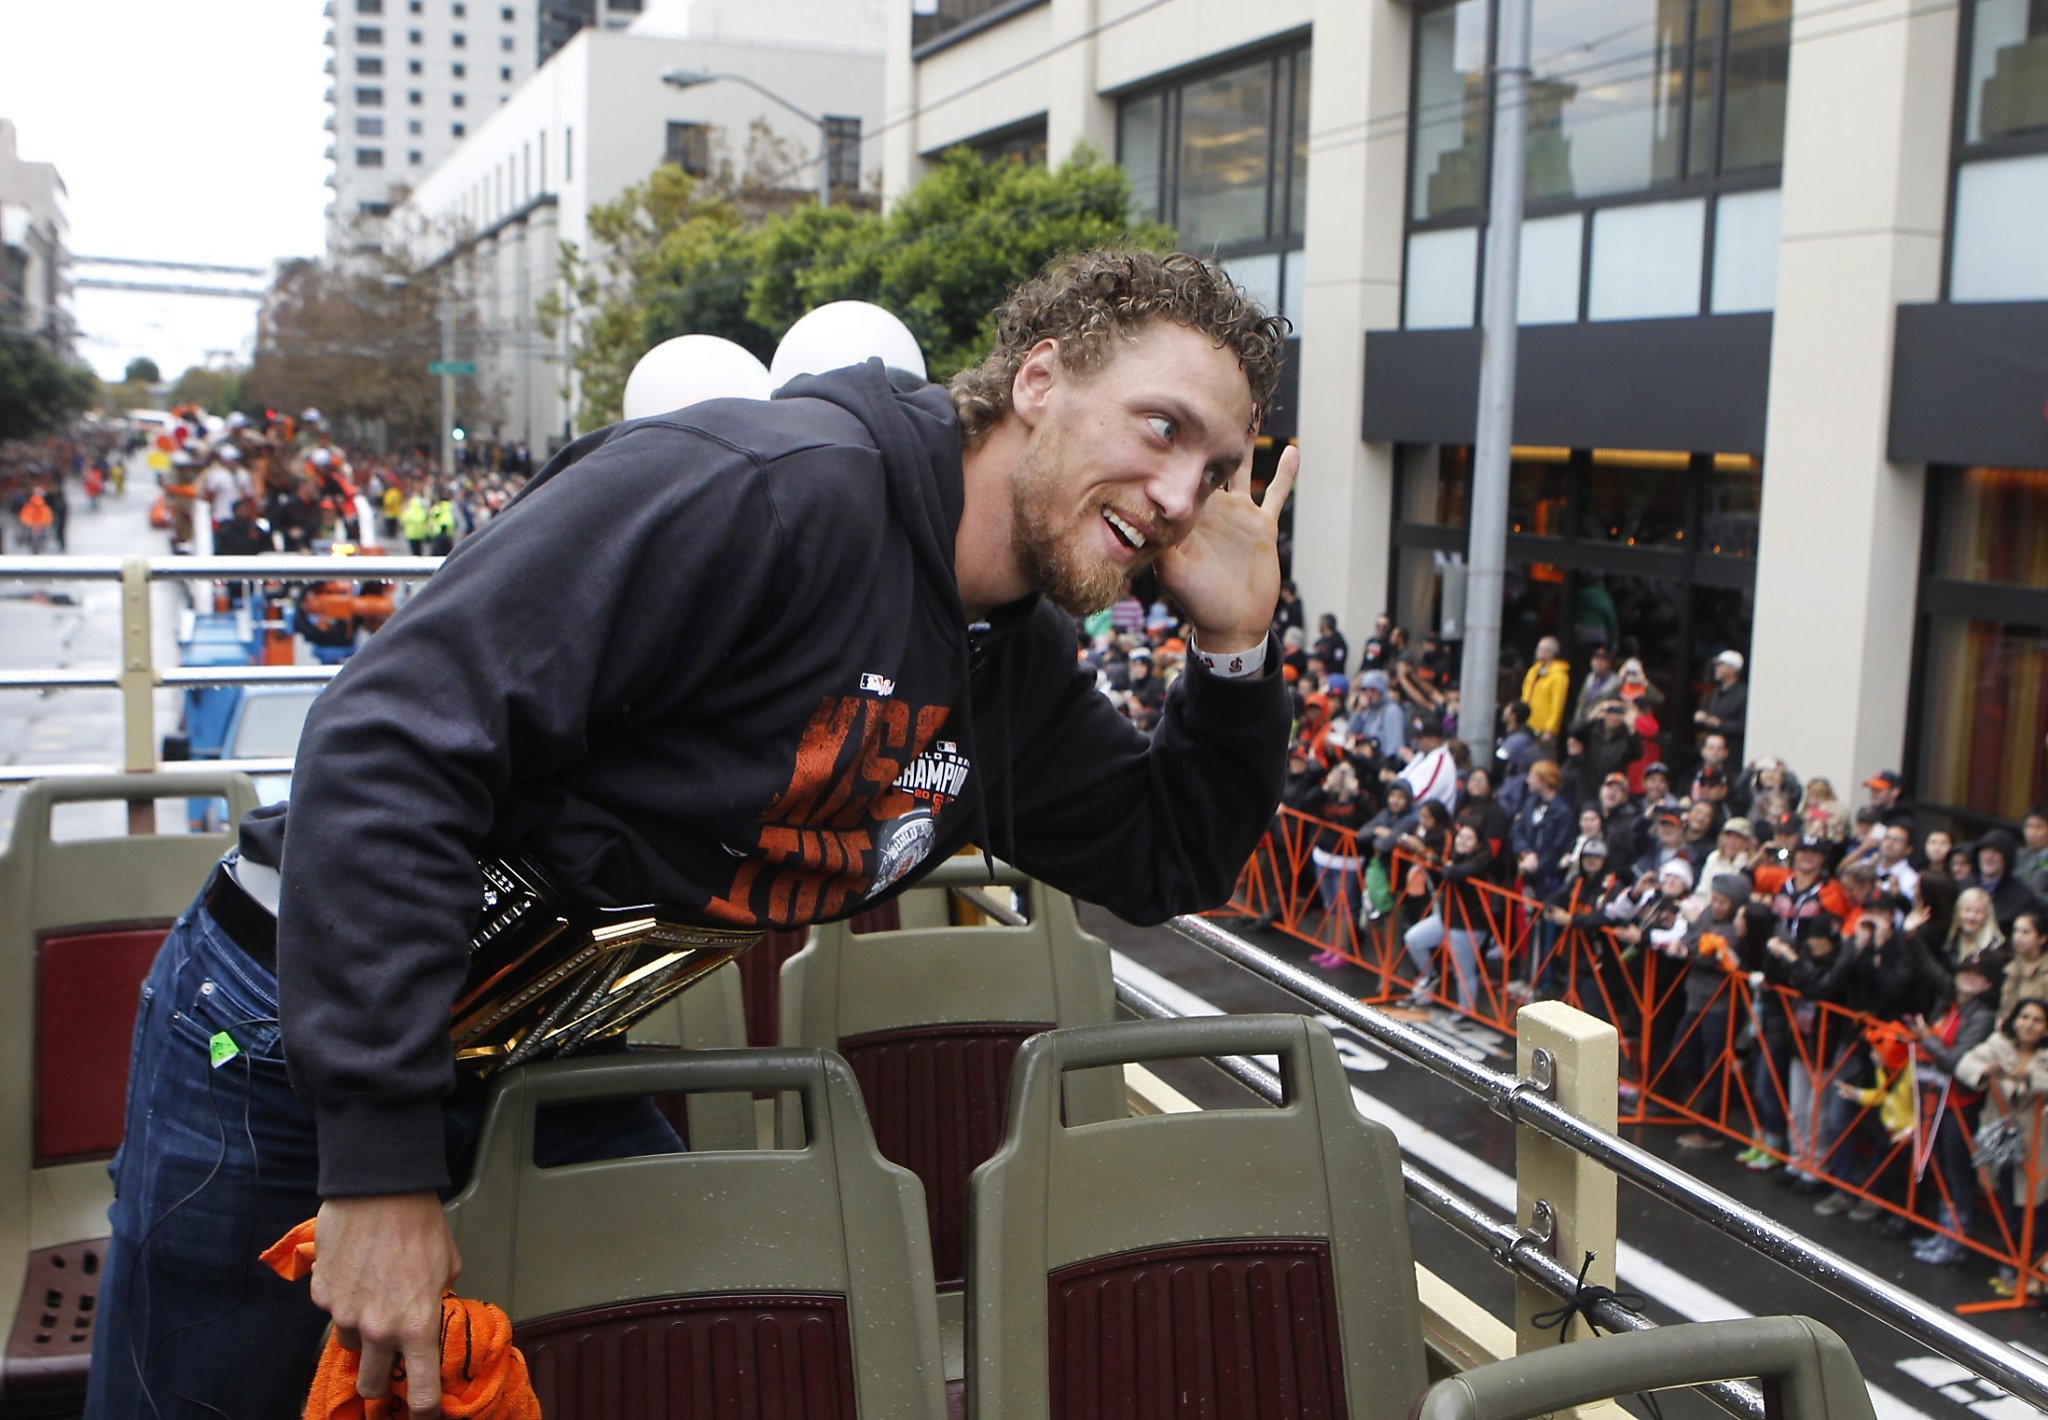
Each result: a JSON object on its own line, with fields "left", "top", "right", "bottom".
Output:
{"left": 949, "top": 247, "right": 1290, "bottom": 445}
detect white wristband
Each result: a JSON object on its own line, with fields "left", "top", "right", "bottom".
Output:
{"left": 1190, "top": 633, "right": 1268, "bottom": 680}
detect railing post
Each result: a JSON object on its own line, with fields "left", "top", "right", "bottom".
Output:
{"left": 119, "top": 557, "right": 157, "bottom": 831}
{"left": 1515, "top": 1000, "right": 1620, "bottom": 1410}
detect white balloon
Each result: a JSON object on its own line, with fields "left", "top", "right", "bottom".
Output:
{"left": 622, "top": 335, "right": 773, "bottom": 420}
{"left": 769, "top": 301, "right": 928, "bottom": 388}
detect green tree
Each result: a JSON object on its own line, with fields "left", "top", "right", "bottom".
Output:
{"left": 124, "top": 356, "right": 162, "bottom": 386}
{"left": 0, "top": 325, "right": 97, "bottom": 441}
{"left": 168, "top": 364, "right": 245, "bottom": 414}
{"left": 242, "top": 255, "right": 498, "bottom": 451}
{"left": 545, "top": 143, "right": 1168, "bottom": 434}
{"left": 748, "top": 146, "right": 1172, "bottom": 378}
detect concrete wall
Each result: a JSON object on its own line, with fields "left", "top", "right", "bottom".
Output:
{"left": 1746, "top": 0, "right": 1956, "bottom": 792}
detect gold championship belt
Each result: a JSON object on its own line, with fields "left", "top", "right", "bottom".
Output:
{"left": 449, "top": 856, "right": 762, "bottom": 1078}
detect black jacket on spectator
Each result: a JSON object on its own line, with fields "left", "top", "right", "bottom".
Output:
{"left": 1566, "top": 717, "right": 1642, "bottom": 806}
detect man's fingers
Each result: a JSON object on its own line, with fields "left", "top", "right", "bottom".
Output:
{"left": 355, "top": 1338, "right": 396, "bottom": 1399}
{"left": 405, "top": 1331, "right": 444, "bottom": 1415}
{"left": 1261, "top": 444, "right": 1300, "bottom": 513}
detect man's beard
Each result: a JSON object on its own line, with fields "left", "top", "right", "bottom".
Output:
{"left": 1009, "top": 434, "right": 1132, "bottom": 617}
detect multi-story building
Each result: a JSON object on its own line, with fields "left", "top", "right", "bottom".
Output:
{"left": 326, "top": 0, "right": 574, "bottom": 258}
{"left": 538, "top": 0, "right": 645, "bottom": 68}
{"left": 884, "top": 0, "right": 2048, "bottom": 829}
{"left": 389, "top": 9, "right": 885, "bottom": 453}
{"left": 0, "top": 118, "right": 72, "bottom": 357}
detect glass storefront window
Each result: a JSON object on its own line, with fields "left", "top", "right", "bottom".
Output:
{"left": 1935, "top": 466, "right": 2048, "bottom": 584}
{"left": 1700, "top": 455, "right": 1761, "bottom": 556}
{"left": 1579, "top": 456, "right": 1690, "bottom": 547}
{"left": 1719, "top": 0, "right": 1792, "bottom": 171}
{"left": 1176, "top": 59, "right": 1274, "bottom": 249}
{"left": 1288, "top": 52, "right": 1311, "bottom": 237}
{"left": 1118, "top": 93, "right": 1166, "bottom": 224}
{"left": 1412, "top": 0, "right": 1490, "bottom": 220}
{"left": 1966, "top": 0, "right": 2048, "bottom": 144}
{"left": 1509, "top": 455, "right": 1570, "bottom": 536}
{"left": 1918, "top": 616, "right": 2048, "bottom": 822}
{"left": 1401, "top": 444, "right": 1472, "bottom": 526}
{"left": 1526, "top": 0, "right": 1689, "bottom": 203}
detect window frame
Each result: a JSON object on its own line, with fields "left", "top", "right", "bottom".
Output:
{"left": 1941, "top": 0, "right": 2048, "bottom": 299}
{"left": 1113, "top": 35, "right": 1313, "bottom": 314}
{"left": 1402, "top": 0, "right": 1788, "bottom": 328}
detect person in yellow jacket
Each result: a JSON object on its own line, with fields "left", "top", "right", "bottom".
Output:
{"left": 1520, "top": 636, "right": 1571, "bottom": 741}
{"left": 399, "top": 488, "right": 433, "bottom": 553}
{"left": 425, "top": 487, "right": 457, "bottom": 555}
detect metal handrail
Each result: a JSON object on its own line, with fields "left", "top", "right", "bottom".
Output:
{"left": 1165, "top": 912, "right": 2048, "bottom": 1413}
{"left": 0, "top": 553, "right": 445, "bottom": 777}
{"left": 0, "top": 555, "right": 445, "bottom": 581}
{"left": 949, "top": 884, "right": 1758, "bottom": 1406}
{"left": 1109, "top": 972, "right": 1767, "bottom": 1420}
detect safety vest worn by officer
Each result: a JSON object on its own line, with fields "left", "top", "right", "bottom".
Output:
{"left": 400, "top": 495, "right": 432, "bottom": 542}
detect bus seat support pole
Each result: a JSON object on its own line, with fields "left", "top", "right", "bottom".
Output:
{"left": 1515, "top": 1001, "right": 1620, "bottom": 1416}
{"left": 119, "top": 557, "right": 157, "bottom": 832}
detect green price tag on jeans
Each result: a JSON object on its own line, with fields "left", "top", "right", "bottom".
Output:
{"left": 209, "top": 1031, "right": 240, "bottom": 1069}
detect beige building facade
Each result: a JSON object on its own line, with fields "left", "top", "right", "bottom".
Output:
{"left": 887, "top": 0, "right": 2048, "bottom": 829}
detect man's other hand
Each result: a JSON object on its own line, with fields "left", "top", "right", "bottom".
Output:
{"left": 1161, "top": 443, "right": 1299, "bottom": 656}
{"left": 310, "top": 1191, "right": 462, "bottom": 1414}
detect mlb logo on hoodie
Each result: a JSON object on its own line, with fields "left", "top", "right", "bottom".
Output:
{"left": 859, "top": 672, "right": 896, "bottom": 696}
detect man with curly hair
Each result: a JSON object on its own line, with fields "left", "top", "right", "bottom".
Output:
{"left": 90, "top": 247, "right": 1298, "bottom": 1416}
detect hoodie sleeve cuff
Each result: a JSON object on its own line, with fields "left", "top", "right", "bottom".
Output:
{"left": 315, "top": 1096, "right": 453, "bottom": 1197}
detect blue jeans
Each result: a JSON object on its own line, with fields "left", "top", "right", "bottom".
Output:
{"left": 86, "top": 891, "right": 682, "bottom": 1419}
{"left": 1404, "top": 914, "right": 1484, "bottom": 1011}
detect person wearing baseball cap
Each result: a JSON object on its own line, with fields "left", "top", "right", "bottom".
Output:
{"left": 1695, "top": 648, "right": 1748, "bottom": 761}
{"left": 1863, "top": 769, "right": 1904, "bottom": 813}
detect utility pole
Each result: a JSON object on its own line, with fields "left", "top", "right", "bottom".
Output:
{"left": 440, "top": 271, "right": 457, "bottom": 482}
{"left": 1456, "top": 0, "right": 1532, "bottom": 771}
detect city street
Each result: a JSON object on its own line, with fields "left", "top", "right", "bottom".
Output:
{"left": 0, "top": 457, "right": 195, "bottom": 844}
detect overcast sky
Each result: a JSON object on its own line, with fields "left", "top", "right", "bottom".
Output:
{"left": 0, "top": 0, "right": 330, "bottom": 381}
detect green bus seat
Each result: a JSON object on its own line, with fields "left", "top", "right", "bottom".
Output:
{"left": 779, "top": 872, "right": 1122, "bottom": 1378}
{"left": 626, "top": 961, "right": 756, "bottom": 1150}
{"left": 0, "top": 771, "right": 255, "bottom": 1404}
{"left": 967, "top": 1014, "right": 1429, "bottom": 1419}
{"left": 444, "top": 1049, "right": 946, "bottom": 1420}
{"left": 1415, "top": 1316, "right": 1876, "bottom": 1420}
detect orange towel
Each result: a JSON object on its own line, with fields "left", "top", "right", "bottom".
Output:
{"left": 262, "top": 1219, "right": 542, "bottom": 1419}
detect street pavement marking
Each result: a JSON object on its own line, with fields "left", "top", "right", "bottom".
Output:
{"left": 1109, "top": 949, "right": 1943, "bottom": 1420}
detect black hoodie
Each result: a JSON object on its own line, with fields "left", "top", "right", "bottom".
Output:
{"left": 241, "top": 363, "right": 1289, "bottom": 1195}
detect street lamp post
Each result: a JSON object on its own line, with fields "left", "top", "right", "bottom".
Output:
{"left": 660, "top": 67, "right": 833, "bottom": 208}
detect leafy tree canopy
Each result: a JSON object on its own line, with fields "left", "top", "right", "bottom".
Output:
{"left": 546, "top": 144, "right": 1170, "bottom": 433}
{"left": 0, "top": 325, "right": 98, "bottom": 442}
{"left": 124, "top": 356, "right": 161, "bottom": 386}
{"left": 168, "top": 364, "right": 245, "bottom": 415}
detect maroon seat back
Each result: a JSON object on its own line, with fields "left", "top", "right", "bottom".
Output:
{"left": 1046, "top": 1239, "right": 1350, "bottom": 1419}
{"left": 516, "top": 1294, "right": 858, "bottom": 1419}
{"left": 35, "top": 926, "right": 167, "bottom": 1163}
{"left": 837, "top": 1022, "right": 1045, "bottom": 1290}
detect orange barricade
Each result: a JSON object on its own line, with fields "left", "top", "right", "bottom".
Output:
{"left": 1216, "top": 807, "right": 2048, "bottom": 1304}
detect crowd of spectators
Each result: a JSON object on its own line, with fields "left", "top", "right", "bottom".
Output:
{"left": 1249, "top": 593, "right": 2048, "bottom": 1291}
